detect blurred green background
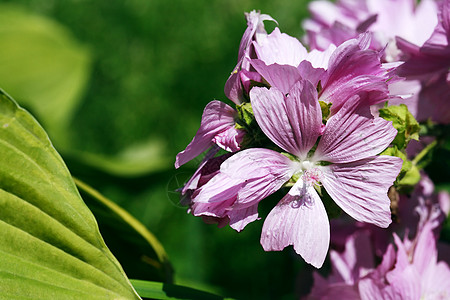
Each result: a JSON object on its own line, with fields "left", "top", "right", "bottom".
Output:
{"left": 1, "top": 1, "right": 450, "bottom": 299}
{"left": 0, "top": 1, "right": 313, "bottom": 299}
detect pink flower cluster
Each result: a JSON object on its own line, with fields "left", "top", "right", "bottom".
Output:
{"left": 175, "top": 0, "right": 450, "bottom": 277}
{"left": 304, "top": 0, "right": 450, "bottom": 123}
{"left": 308, "top": 175, "right": 450, "bottom": 299}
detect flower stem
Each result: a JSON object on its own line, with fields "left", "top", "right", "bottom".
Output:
{"left": 412, "top": 140, "right": 437, "bottom": 165}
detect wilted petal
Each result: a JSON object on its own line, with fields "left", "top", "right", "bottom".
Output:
{"left": 261, "top": 184, "right": 330, "bottom": 268}
{"left": 314, "top": 96, "right": 397, "bottom": 163}
{"left": 320, "top": 156, "right": 403, "bottom": 228}
{"left": 421, "top": 0, "right": 450, "bottom": 53}
{"left": 251, "top": 80, "right": 322, "bottom": 158}
{"left": 240, "top": 69, "right": 262, "bottom": 94}
{"left": 213, "top": 126, "right": 245, "bottom": 152}
{"left": 238, "top": 11, "right": 276, "bottom": 62}
{"left": 175, "top": 101, "right": 237, "bottom": 168}
{"left": 225, "top": 11, "right": 276, "bottom": 104}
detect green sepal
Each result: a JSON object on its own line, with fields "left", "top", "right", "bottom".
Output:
{"left": 235, "top": 102, "right": 255, "bottom": 130}
{"left": 319, "top": 101, "right": 332, "bottom": 123}
{"left": 235, "top": 102, "right": 276, "bottom": 149}
{"left": 381, "top": 147, "right": 421, "bottom": 188}
{"left": 379, "top": 104, "right": 420, "bottom": 149}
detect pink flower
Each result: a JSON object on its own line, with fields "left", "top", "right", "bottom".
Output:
{"left": 303, "top": 0, "right": 450, "bottom": 124}
{"left": 308, "top": 231, "right": 374, "bottom": 299}
{"left": 251, "top": 32, "right": 401, "bottom": 115}
{"left": 308, "top": 174, "right": 450, "bottom": 299}
{"left": 303, "top": 0, "right": 438, "bottom": 62}
{"left": 396, "top": 0, "right": 450, "bottom": 124}
{"left": 359, "top": 223, "right": 450, "bottom": 300}
{"left": 309, "top": 223, "right": 450, "bottom": 299}
{"left": 193, "top": 79, "right": 402, "bottom": 268}
{"left": 175, "top": 100, "right": 245, "bottom": 168}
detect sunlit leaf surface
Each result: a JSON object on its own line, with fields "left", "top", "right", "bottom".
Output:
{"left": 0, "top": 89, "right": 139, "bottom": 299}
{"left": 75, "top": 178, "right": 174, "bottom": 282}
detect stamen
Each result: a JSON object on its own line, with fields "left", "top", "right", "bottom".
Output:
{"left": 302, "top": 167, "right": 323, "bottom": 186}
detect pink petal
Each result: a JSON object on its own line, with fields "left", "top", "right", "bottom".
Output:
{"left": 193, "top": 172, "right": 244, "bottom": 204}
{"left": 385, "top": 266, "right": 422, "bottom": 300}
{"left": 320, "top": 34, "right": 392, "bottom": 111}
{"left": 358, "top": 279, "right": 385, "bottom": 300}
{"left": 193, "top": 148, "right": 294, "bottom": 203}
{"left": 191, "top": 196, "right": 235, "bottom": 218}
{"left": 224, "top": 69, "right": 244, "bottom": 105}
{"left": 418, "top": 74, "right": 450, "bottom": 124}
{"left": 307, "top": 0, "right": 349, "bottom": 27}
{"left": 297, "top": 60, "right": 326, "bottom": 87}
{"left": 359, "top": 266, "right": 421, "bottom": 300}
{"left": 220, "top": 148, "right": 296, "bottom": 206}
{"left": 229, "top": 203, "right": 260, "bottom": 232}
{"left": 192, "top": 198, "right": 260, "bottom": 232}
{"left": 323, "top": 34, "right": 373, "bottom": 87}
{"left": 220, "top": 148, "right": 295, "bottom": 180}
{"left": 250, "top": 59, "right": 302, "bottom": 95}
{"left": 253, "top": 27, "right": 307, "bottom": 66}
{"left": 239, "top": 69, "right": 262, "bottom": 94}
{"left": 330, "top": 231, "right": 375, "bottom": 284}
{"left": 321, "top": 76, "right": 390, "bottom": 114}
{"left": 320, "top": 156, "right": 403, "bottom": 228}
{"left": 314, "top": 96, "right": 397, "bottom": 163}
{"left": 250, "top": 80, "right": 322, "bottom": 159}
{"left": 421, "top": 261, "right": 450, "bottom": 299}
{"left": 412, "top": 222, "right": 438, "bottom": 274}
{"left": 260, "top": 184, "right": 330, "bottom": 268}
{"left": 175, "top": 101, "right": 237, "bottom": 168}
{"left": 309, "top": 281, "right": 361, "bottom": 300}
{"left": 305, "top": 44, "right": 336, "bottom": 69}
{"left": 181, "top": 147, "right": 222, "bottom": 194}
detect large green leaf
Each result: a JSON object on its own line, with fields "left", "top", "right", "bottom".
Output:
{"left": 0, "top": 89, "right": 139, "bottom": 299}
{"left": 130, "top": 280, "right": 231, "bottom": 300}
{"left": 0, "top": 4, "right": 91, "bottom": 144}
{"left": 75, "top": 178, "right": 174, "bottom": 282}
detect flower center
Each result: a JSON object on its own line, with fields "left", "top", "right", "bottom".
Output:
{"left": 302, "top": 168, "right": 322, "bottom": 185}
{"left": 292, "top": 160, "right": 322, "bottom": 187}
